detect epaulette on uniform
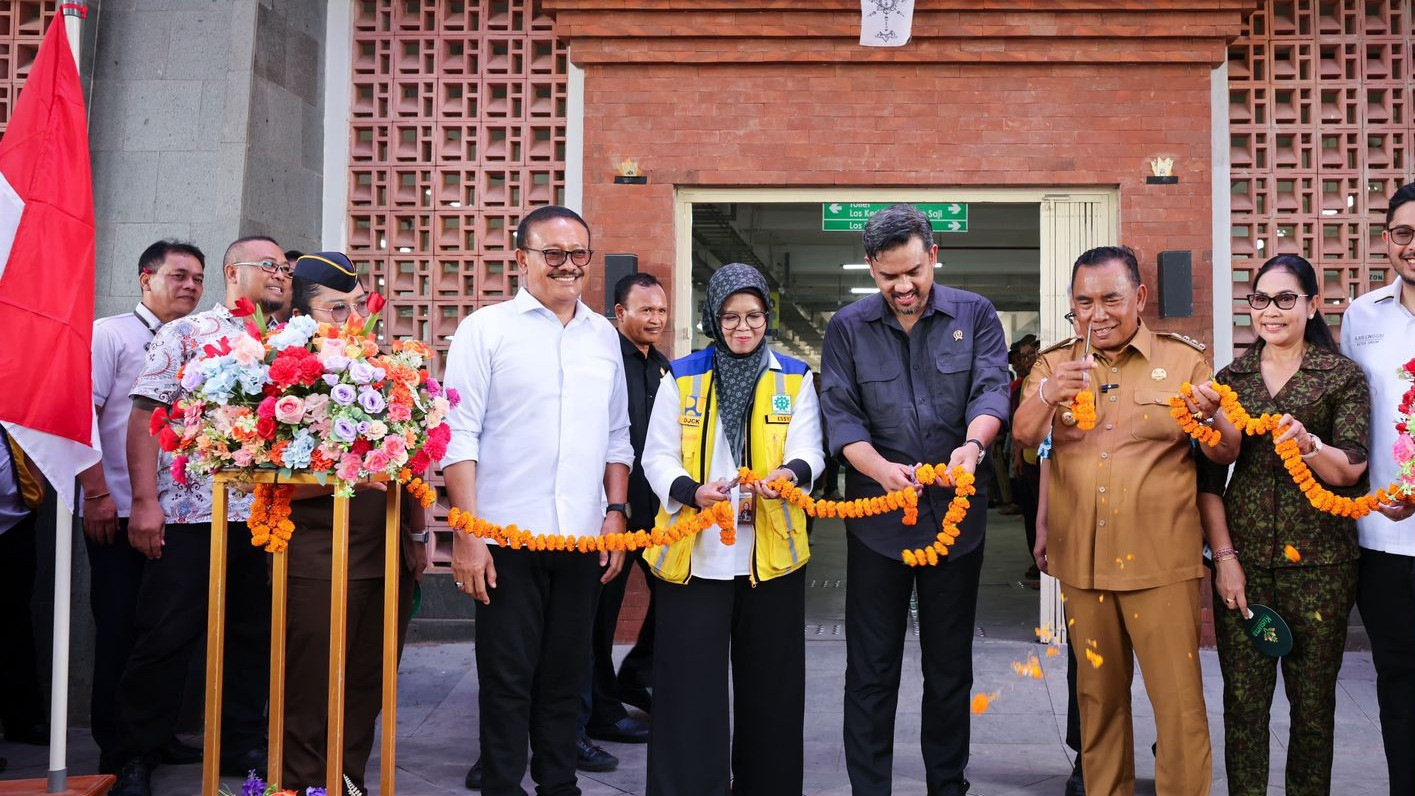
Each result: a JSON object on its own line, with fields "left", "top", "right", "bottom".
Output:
{"left": 1038, "top": 336, "right": 1079, "bottom": 356}
{"left": 1159, "top": 331, "right": 1207, "bottom": 352}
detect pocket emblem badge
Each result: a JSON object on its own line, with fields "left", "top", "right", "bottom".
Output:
{"left": 1151, "top": 368, "right": 1167, "bottom": 381}
{"left": 953, "top": 329, "right": 964, "bottom": 342}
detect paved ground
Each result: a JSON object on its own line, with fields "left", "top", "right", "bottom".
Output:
{"left": 0, "top": 511, "right": 1391, "bottom": 794}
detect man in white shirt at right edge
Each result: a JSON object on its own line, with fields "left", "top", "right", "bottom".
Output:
{"left": 1340, "top": 180, "right": 1415, "bottom": 796}
{"left": 441, "top": 205, "right": 634, "bottom": 796}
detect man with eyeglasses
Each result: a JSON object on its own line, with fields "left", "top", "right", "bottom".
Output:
{"left": 820, "top": 204, "right": 1010, "bottom": 796}
{"left": 441, "top": 206, "right": 633, "bottom": 794}
{"left": 1014, "top": 246, "right": 1222, "bottom": 796}
{"left": 1340, "top": 181, "right": 1415, "bottom": 796}
{"left": 77, "top": 239, "right": 206, "bottom": 775}
{"left": 108, "top": 235, "right": 289, "bottom": 796}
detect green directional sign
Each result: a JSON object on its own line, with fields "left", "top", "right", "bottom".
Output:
{"left": 822, "top": 202, "right": 969, "bottom": 233}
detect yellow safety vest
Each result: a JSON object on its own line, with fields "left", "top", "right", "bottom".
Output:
{"left": 646, "top": 356, "right": 810, "bottom": 585}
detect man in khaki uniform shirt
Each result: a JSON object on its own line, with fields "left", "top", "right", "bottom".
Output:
{"left": 1015, "top": 246, "right": 1216, "bottom": 796}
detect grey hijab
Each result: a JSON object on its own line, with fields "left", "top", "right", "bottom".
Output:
{"left": 700, "top": 263, "right": 771, "bottom": 464}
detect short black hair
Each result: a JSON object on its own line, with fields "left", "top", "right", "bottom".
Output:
{"left": 1071, "top": 246, "right": 1141, "bottom": 290}
{"left": 138, "top": 239, "right": 205, "bottom": 276}
{"left": 1388, "top": 182, "right": 1415, "bottom": 226}
{"left": 284, "top": 249, "right": 305, "bottom": 263}
{"left": 514, "top": 206, "right": 590, "bottom": 250}
{"left": 223, "top": 235, "right": 281, "bottom": 266}
{"left": 613, "top": 272, "right": 663, "bottom": 307}
{"left": 862, "top": 204, "right": 935, "bottom": 261}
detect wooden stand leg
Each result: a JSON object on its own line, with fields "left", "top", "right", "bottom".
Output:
{"left": 381, "top": 487, "right": 402, "bottom": 795}
{"left": 202, "top": 484, "right": 230, "bottom": 796}
{"left": 268, "top": 546, "right": 289, "bottom": 784}
{"left": 327, "top": 495, "right": 351, "bottom": 794}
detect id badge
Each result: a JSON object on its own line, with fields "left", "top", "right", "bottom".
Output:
{"left": 736, "top": 494, "right": 755, "bottom": 525}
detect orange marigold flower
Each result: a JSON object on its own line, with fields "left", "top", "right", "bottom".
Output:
{"left": 1283, "top": 544, "right": 1301, "bottom": 562}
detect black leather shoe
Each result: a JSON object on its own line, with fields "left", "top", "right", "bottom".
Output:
{"left": 4, "top": 721, "right": 49, "bottom": 745}
{"left": 575, "top": 737, "right": 618, "bottom": 772}
{"left": 160, "top": 738, "right": 203, "bottom": 765}
{"left": 464, "top": 757, "right": 483, "bottom": 790}
{"left": 110, "top": 757, "right": 154, "bottom": 796}
{"left": 586, "top": 716, "right": 649, "bottom": 744}
{"left": 219, "top": 746, "right": 267, "bottom": 778}
{"left": 1065, "top": 758, "right": 1085, "bottom": 796}
{"left": 619, "top": 684, "right": 652, "bottom": 714}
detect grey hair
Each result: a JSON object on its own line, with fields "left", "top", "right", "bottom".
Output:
{"left": 862, "top": 204, "right": 935, "bottom": 260}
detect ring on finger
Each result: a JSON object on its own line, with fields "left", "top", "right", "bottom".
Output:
{"left": 455, "top": 581, "right": 465, "bottom": 588}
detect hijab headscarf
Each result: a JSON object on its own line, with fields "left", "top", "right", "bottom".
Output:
{"left": 700, "top": 263, "right": 772, "bottom": 464}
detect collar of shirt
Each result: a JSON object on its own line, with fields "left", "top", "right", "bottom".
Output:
{"left": 619, "top": 331, "right": 671, "bottom": 370}
{"left": 1369, "top": 280, "right": 1415, "bottom": 319}
{"left": 1224, "top": 339, "right": 1346, "bottom": 376}
{"left": 513, "top": 287, "right": 593, "bottom": 326}
{"left": 133, "top": 303, "right": 164, "bottom": 335}
{"left": 1091, "top": 321, "right": 1155, "bottom": 367}
{"left": 856, "top": 282, "right": 959, "bottom": 331}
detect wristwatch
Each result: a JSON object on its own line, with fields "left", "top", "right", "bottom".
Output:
{"left": 605, "top": 503, "right": 630, "bottom": 519}
{"left": 965, "top": 438, "right": 987, "bottom": 465}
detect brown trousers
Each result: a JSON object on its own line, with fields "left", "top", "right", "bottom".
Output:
{"left": 1062, "top": 577, "right": 1211, "bottom": 796}
{"left": 282, "top": 574, "right": 413, "bottom": 793}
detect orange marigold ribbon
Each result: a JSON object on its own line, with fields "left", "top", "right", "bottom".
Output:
{"left": 1171, "top": 381, "right": 1409, "bottom": 519}
{"left": 1072, "top": 389, "right": 1098, "bottom": 431}
{"left": 249, "top": 484, "right": 296, "bottom": 553}
{"left": 446, "top": 500, "right": 737, "bottom": 553}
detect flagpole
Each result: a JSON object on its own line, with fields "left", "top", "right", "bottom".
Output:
{"left": 47, "top": 5, "right": 87, "bottom": 793}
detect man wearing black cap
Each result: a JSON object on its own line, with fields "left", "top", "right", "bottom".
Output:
{"left": 109, "top": 235, "right": 290, "bottom": 796}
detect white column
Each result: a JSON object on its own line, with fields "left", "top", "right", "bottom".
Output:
{"left": 1211, "top": 61, "right": 1234, "bottom": 370}
{"left": 564, "top": 60, "right": 586, "bottom": 214}
{"left": 320, "top": 0, "right": 354, "bottom": 250}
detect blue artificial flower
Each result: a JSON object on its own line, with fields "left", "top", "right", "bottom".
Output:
{"left": 282, "top": 431, "right": 317, "bottom": 470}
{"left": 236, "top": 365, "right": 267, "bottom": 395}
{"left": 239, "top": 771, "right": 266, "bottom": 796}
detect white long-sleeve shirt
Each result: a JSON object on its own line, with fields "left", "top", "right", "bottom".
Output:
{"left": 440, "top": 289, "right": 634, "bottom": 539}
{"left": 643, "top": 350, "right": 824, "bottom": 579}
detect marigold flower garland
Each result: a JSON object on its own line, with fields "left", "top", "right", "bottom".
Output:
{"left": 446, "top": 500, "right": 737, "bottom": 553}
{"left": 734, "top": 467, "right": 920, "bottom": 524}
{"left": 249, "top": 484, "right": 296, "bottom": 552}
{"left": 902, "top": 465, "right": 975, "bottom": 567}
{"left": 1170, "top": 381, "right": 1409, "bottom": 519}
{"left": 1071, "top": 389, "right": 1098, "bottom": 430}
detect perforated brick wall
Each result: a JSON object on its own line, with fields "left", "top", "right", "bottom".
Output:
{"left": 346, "top": 0, "right": 567, "bottom": 353}
{"left": 0, "top": 0, "right": 57, "bottom": 137}
{"left": 1228, "top": 0, "right": 1414, "bottom": 348}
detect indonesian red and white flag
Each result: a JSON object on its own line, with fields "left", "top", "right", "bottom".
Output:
{"left": 0, "top": 12, "right": 100, "bottom": 510}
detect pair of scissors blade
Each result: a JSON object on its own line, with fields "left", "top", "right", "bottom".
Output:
{"left": 1082, "top": 324, "right": 1093, "bottom": 360}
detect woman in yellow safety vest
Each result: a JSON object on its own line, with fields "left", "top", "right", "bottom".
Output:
{"left": 642, "top": 262, "right": 823, "bottom": 796}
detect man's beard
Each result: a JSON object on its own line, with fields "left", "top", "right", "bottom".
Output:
{"left": 258, "top": 296, "right": 286, "bottom": 315}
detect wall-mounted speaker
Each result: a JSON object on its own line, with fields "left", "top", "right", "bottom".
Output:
{"left": 1157, "top": 250, "right": 1192, "bottom": 318}
{"left": 603, "top": 254, "right": 639, "bottom": 316}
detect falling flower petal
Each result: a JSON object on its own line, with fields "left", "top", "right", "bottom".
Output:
{"left": 1085, "top": 649, "right": 1104, "bottom": 668}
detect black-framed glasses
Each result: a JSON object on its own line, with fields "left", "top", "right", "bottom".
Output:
{"left": 718, "top": 311, "right": 768, "bottom": 331}
{"left": 1389, "top": 226, "right": 1415, "bottom": 246}
{"left": 312, "top": 298, "right": 370, "bottom": 323}
{"left": 232, "top": 259, "right": 293, "bottom": 277}
{"left": 1246, "top": 291, "right": 1309, "bottom": 310}
{"left": 522, "top": 247, "right": 594, "bottom": 267}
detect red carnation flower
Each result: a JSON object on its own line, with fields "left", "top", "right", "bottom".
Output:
{"left": 157, "top": 426, "right": 181, "bottom": 452}
{"left": 148, "top": 406, "right": 169, "bottom": 437}
{"left": 351, "top": 438, "right": 372, "bottom": 457}
{"left": 1404, "top": 358, "right": 1415, "bottom": 376}
{"left": 1399, "top": 422, "right": 1408, "bottom": 434}
{"left": 257, "top": 396, "right": 277, "bottom": 420}
{"left": 409, "top": 449, "right": 431, "bottom": 475}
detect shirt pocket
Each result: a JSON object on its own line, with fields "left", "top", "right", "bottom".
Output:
{"left": 857, "top": 359, "right": 903, "bottom": 428}
{"left": 929, "top": 351, "right": 972, "bottom": 415}
{"left": 565, "top": 353, "right": 617, "bottom": 413}
{"left": 1129, "top": 389, "right": 1181, "bottom": 442}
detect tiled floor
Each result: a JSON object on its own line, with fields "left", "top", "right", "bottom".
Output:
{"left": 0, "top": 512, "right": 1390, "bottom": 794}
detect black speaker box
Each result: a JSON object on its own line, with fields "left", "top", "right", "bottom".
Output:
{"left": 1157, "top": 250, "right": 1193, "bottom": 318}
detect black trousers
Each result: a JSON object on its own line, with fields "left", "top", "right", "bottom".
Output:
{"left": 476, "top": 546, "right": 601, "bottom": 796}
{"left": 0, "top": 512, "right": 43, "bottom": 732}
{"left": 584, "top": 552, "right": 633, "bottom": 731}
{"left": 844, "top": 536, "right": 983, "bottom": 796}
{"left": 282, "top": 574, "right": 413, "bottom": 793}
{"left": 84, "top": 517, "right": 148, "bottom": 765}
{"left": 617, "top": 554, "right": 656, "bottom": 692}
{"left": 113, "top": 522, "right": 270, "bottom": 762}
{"left": 1358, "top": 547, "right": 1415, "bottom": 796}
{"left": 647, "top": 566, "right": 806, "bottom": 796}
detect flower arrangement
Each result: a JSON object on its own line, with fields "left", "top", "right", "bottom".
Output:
{"left": 219, "top": 770, "right": 362, "bottom": 796}
{"left": 153, "top": 295, "right": 457, "bottom": 552}
{"left": 1170, "top": 380, "right": 1415, "bottom": 519}
{"left": 1394, "top": 357, "right": 1415, "bottom": 493}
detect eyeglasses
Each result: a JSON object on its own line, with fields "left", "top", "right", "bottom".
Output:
{"left": 312, "top": 298, "right": 370, "bottom": 323}
{"left": 522, "top": 247, "right": 594, "bottom": 267}
{"left": 718, "top": 311, "right": 768, "bottom": 331}
{"left": 1389, "top": 226, "right": 1415, "bottom": 246}
{"left": 1246, "top": 291, "right": 1309, "bottom": 310}
{"left": 232, "top": 259, "right": 293, "bottom": 277}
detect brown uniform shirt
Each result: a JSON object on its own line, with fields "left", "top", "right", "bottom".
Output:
{"left": 1022, "top": 323, "right": 1211, "bottom": 591}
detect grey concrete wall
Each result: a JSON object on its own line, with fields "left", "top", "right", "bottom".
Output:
{"left": 89, "top": 0, "right": 326, "bottom": 320}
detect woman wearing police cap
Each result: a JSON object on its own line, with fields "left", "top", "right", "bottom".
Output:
{"left": 641, "top": 263, "right": 823, "bottom": 795}
{"left": 280, "top": 251, "right": 429, "bottom": 793}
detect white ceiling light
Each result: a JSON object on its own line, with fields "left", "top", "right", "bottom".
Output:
{"left": 850, "top": 287, "right": 881, "bottom": 294}
{"left": 841, "top": 263, "right": 870, "bottom": 270}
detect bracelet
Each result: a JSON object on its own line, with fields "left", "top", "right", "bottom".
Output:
{"left": 1212, "top": 546, "right": 1238, "bottom": 562}
{"left": 84, "top": 491, "right": 110, "bottom": 501}
{"left": 1038, "top": 378, "right": 1058, "bottom": 407}
{"left": 408, "top": 531, "right": 429, "bottom": 543}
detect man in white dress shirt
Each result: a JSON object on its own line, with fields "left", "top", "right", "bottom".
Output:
{"left": 441, "top": 205, "right": 634, "bottom": 796}
{"left": 77, "top": 240, "right": 205, "bottom": 773}
{"left": 1340, "top": 180, "right": 1415, "bottom": 796}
